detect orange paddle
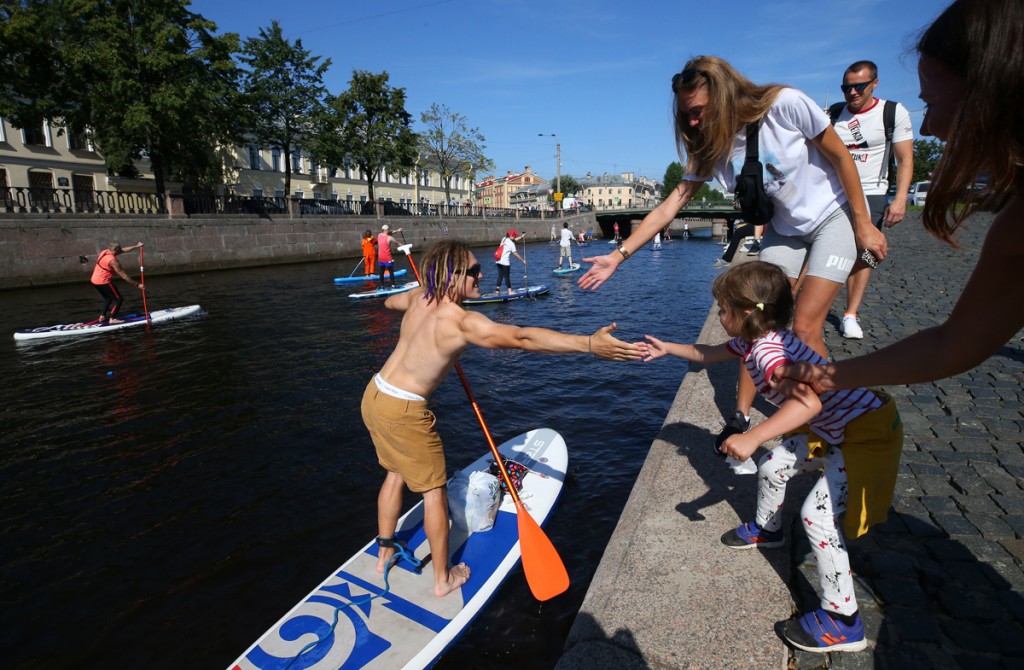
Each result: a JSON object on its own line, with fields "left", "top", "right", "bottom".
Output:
{"left": 398, "top": 242, "right": 570, "bottom": 601}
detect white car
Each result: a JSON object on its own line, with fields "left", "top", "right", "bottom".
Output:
{"left": 908, "top": 181, "right": 929, "bottom": 207}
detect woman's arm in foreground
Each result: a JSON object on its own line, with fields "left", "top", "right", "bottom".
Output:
{"left": 777, "top": 195, "right": 1024, "bottom": 391}
{"left": 578, "top": 179, "right": 703, "bottom": 290}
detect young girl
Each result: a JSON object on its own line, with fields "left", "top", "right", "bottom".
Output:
{"left": 636, "top": 261, "right": 903, "bottom": 654}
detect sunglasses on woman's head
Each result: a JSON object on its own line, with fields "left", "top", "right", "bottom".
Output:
{"left": 840, "top": 80, "right": 875, "bottom": 94}
{"left": 460, "top": 263, "right": 482, "bottom": 279}
{"left": 672, "top": 67, "right": 700, "bottom": 88}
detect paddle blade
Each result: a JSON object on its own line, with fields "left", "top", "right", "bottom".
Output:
{"left": 516, "top": 501, "right": 569, "bottom": 601}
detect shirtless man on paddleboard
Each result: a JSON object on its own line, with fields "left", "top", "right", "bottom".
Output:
{"left": 362, "top": 239, "right": 640, "bottom": 597}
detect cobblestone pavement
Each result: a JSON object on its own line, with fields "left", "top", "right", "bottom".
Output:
{"left": 788, "top": 211, "right": 1024, "bottom": 669}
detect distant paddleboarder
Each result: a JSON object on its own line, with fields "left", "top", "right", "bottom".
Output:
{"left": 90, "top": 242, "right": 144, "bottom": 324}
{"left": 362, "top": 239, "right": 640, "bottom": 597}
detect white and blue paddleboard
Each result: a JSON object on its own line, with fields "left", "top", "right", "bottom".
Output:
{"left": 229, "top": 428, "right": 568, "bottom": 670}
{"left": 13, "top": 305, "right": 203, "bottom": 341}
{"left": 334, "top": 270, "right": 408, "bottom": 285}
{"left": 552, "top": 264, "right": 581, "bottom": 275}
{"left": 462, "top": 285, "right": 550, "bottom": 305}
{"left": 348, "top": 281, "right": 420, "bottom": 300}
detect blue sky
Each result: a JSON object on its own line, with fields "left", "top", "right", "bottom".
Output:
{"left": 192, "top": 0, "right": 949, "bottom": 185}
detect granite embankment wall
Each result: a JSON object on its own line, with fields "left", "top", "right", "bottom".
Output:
{"left": 0, "top": 212, "right": 597, "bottom": 289}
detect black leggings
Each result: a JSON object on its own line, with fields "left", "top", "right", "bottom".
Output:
{"left": 95, "top": 282, "right": 123, "bottom": 318}
{"left": 495, "top": 263, "right": 512, "bottom": 290}
{"left": 722, "top": 222, "right": 755, "bottom": 263}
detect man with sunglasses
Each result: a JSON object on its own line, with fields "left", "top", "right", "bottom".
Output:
{"left": 830, "top": 60, "right": 914, "bottom": 340}
{"left": 362, "top": 239, "right": 640, "bottom": 599}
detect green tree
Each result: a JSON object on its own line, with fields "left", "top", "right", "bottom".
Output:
{"left": 239, "top": 20, "right": 330, "bottom": 199}
{"left": 662, "top": 162, "right": 684, "bottom": 200}
{"left": 417, "top": 103, "right": 493, "bottom": 203}
{"left": 694, "top": 183, "right": 724, "bottom": 201}
{"left": 1, "top": 0, "right": 242, "bottom": 197}
{"left": 557, "top": 174, "right": 580, "bottom": 198}
{"left": 913, "top": 138, "right": 944, "bottom": 182}
{"left": 316, "top": 70, "right": 418, "bottom": 203}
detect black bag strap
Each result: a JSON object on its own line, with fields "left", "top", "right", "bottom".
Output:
{"left": 745, "top": 121, "right": 761, "bottom": 162}
{"left": 828, "top": 102, "right": 845, "bottom": 125}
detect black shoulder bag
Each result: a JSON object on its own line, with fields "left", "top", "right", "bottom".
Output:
{"left": 733, "top": 121, "right": 775, "bottom": 225}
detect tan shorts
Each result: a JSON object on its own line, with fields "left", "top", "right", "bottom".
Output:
{"left": 361, "top": 379, "right": 447, "bottom": 493}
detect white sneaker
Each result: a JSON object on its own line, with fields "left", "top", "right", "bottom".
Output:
{"left": 840, "top": 314, "right": 864, "bottom": 339}
{"left": 712, "top": 258, "right": 731, "bottom": 269}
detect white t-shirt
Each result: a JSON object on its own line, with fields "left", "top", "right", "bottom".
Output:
{"left": 831, "top": 98, "right": 914, "bottom": 196}
{"left": 559, "top": 228, "right": 573, "bottom": 247}
{"left": 497, "top": 237, "right": 516, "bottom": 265}
{"left": 686, "top": 88, "right": 844, "bottom": 237}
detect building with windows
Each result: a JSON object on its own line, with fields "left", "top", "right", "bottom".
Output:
{"left": 1, "top": 116, "right": 472, "bottom": 212}
{"left": 508, "top": 180, "right": 551, "bottom": 211}
{"left": 474, "top": 167, "right": 545, "bottom": 210}
{"left": 578, "top": 172, "right": 661, "bottom": 211}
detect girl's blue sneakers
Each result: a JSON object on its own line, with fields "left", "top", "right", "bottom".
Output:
{"left": 778, "top": 608, "right": 867, "bottom": 653}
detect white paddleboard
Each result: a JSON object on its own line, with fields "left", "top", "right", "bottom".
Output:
{"left": 348, "top": 281, "right": 420, "bottom": 300}
{"left": 552, "top": 264, "right": 581, "bottom": 275}
{"left": 229, "top": 428, "right": 568, "bottom": 670}
{"left": 13, "top": 305, "right": 203, "bottom": 341}
{"left": 334, "top": 269, "right": 408, "bottom": 284}
{"left": 462, "top": 285, "right": 550, "bottom": 305}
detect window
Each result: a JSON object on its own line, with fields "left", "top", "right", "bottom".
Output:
{"left": 23, "top": 123, "right": 48, "bottom": 146}
{"left": 271, "top": 148, "right": 282, "bottom": 172}
{"left": 0, "top": 117, "right": 6, "bottom": 143}
{"left": 73, "top": 174, "right": 95, "bottom": 210}
{"left": 294, "top": 189, "right": 303, "bottom": 198}
{"left": 292, "top": 152, "right": 303, "bottom": 173}
{"left": 28, "top": 170, "right": 55, "bottom": 208}
{"left": 274, "top": 188, "right": 284, "bottom": 198}
{"left": 248, "top": 145, "right": 261, "bottom": 170}
{"left": 68, "top": 131, "right": 93, "bottom": 152}
{"left": 252, "top": 188, "right": 264, "bottom": 198}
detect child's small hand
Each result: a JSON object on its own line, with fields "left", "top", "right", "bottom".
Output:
{"left": 720, "top": 432, "right": 760, "bottom": 462}
{"left": 638, "top": 335, "right": 668, "bottom": 362}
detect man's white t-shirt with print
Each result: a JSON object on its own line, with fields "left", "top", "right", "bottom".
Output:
{"left": 686, "top": 88, "right": 845, "bottom": 237}
{"left": 831, "top": 98, "right": 914, "bottom": 196}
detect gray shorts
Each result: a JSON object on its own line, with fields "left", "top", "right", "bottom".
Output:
{"left": 759, "top": 205, "right": 857, "bottom": 284}
{"left": 866, "top": 195, "right": 887, "bottom": 230}
{"left": 559, "top": 245, "right": 572, "bottom": 258}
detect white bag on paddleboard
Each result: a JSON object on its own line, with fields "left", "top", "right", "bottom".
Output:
{"left": 449, "top": 470, "right": 501, "bottom": 533}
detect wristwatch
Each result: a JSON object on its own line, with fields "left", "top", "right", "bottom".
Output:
{"left": 617, "top": 246, "right": 630, "bottom": 261}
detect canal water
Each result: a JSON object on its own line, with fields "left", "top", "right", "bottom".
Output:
{"left": 2, "top": 235, "right": 722, "bottom": 669}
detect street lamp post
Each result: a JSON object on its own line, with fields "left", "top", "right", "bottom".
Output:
{"left": 539, "top": 133, "right": 562, "bottom": 216}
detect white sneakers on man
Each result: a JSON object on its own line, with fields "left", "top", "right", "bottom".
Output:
{"left": 840, "top": 314, "right": 864, "bottom": 339}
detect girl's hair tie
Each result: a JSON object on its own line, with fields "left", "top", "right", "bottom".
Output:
{"left": 755, "top": 302, "right": 765, "bottom": 311}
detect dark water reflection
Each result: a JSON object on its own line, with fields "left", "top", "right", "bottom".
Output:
{"left": 1, "top": 237, "right": 722, "bottom": 669}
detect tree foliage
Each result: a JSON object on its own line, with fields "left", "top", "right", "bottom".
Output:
{"left": 1, "top": 0, "right": 242, "bottom": 196}
{"left": 662, "top": 162, "right": 684, "bottom": 200}
{"left": 417, "top": 103, "right": 493, "bottom": 202}
{"left": 913, "top": 138, "right": 944, "bottom": 183}
{"left": 315, "top": 70, "right": 418, "bottom": 203}
{"left": 239, "top": 20, "right": 330, "bottom": 198}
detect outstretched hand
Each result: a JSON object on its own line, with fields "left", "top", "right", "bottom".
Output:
{"left": 635, "top": 335, "right": 669, "bottom": 362}
{"left": 589, "top": 323, "right": 642, "bottom": 361}
{"left": 577, "top": 254, "right": 619, "bottom": 291}
{"left": 770, "top": 361, "right": 836, "bottom": 394}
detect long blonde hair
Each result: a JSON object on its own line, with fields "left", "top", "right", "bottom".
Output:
{"left": 672, "top": 56, "right": 787, "bottom": 179}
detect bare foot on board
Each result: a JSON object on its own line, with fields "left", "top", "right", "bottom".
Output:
{"left": 434, "top": 562, "right": 470, "bottom": 597}
{"left": 376, "top": 546, "right": 395, "bottom": 574}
